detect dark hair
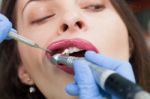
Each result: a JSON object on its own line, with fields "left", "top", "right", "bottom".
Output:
{"left": 0, "top": 0, "right": 149, "bottom": 99}
{"left": 0, "top": 0, "right": 45, "bottom": 99}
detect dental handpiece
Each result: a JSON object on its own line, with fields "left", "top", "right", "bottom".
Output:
{"left": 8, "top": 29, "right": 51, "bottom": 53}
{"left": 51, "top": 54, "right": 150, "bottom": 99}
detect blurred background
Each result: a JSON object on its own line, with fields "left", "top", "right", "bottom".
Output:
{"left": 0, "top": 0, "right": 1, "bottom": 7}
{"left": 127, "top": 0, "right": 150, "bottom": 49}
{"left": 128, "top": 0, "right": 150, "bottom": 32}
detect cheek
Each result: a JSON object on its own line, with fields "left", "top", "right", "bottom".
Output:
{"left": 16, "top": 16, "right": 57, "bottom": 76}
{"left": 17, "top": 44, "right": 41, "bottom": 67}
{"left": 87, "top": 10, "right": 129, "bottom": 60}
{"left": 17, "top": 35, "right": 47, "bottom": 74}
{"left": 16, "top": 19, "right": 59, "bottom": 49}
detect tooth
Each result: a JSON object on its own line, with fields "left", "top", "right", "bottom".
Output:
{"left": 62, "top": 49, "right": 70, "bottom": 55}
{"left": 62, "top": 47, "right": 82, "bottom": 55}
{"left": 68, "top": 47, "right": 81, "bottom": 54}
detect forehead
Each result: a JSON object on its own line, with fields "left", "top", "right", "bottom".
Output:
{"left": 16, "top": 0, "right": 109, "bottom": 10}
{"left": 16, "top": 0, "right": 108, "bottom": 7}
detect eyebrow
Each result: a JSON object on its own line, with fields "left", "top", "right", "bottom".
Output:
{"left": 22, "top": 0, "right": 34, "bottom": 14}
{"left": 22, "top": 0, "right": 51, "bottom": 14}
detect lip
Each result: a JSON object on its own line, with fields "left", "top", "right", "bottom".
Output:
{"left": 46, "top": 38, "right": 99, "bottom": 75}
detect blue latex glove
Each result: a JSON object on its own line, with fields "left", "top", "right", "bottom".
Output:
{"left": 65, "top": 51, "right": 135, "bottom": 99}
{"left": 0, "top": 14, "right": 12, "bottom": 43}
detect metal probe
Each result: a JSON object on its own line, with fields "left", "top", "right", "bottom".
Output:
{"left": 8, "top": 29, "right": 51, "bottom": 53}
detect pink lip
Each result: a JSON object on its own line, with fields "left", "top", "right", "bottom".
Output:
{"left": 46, "top": 38, "right": 99, "bottom": 75}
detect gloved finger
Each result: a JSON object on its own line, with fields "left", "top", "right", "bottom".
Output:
{"left": 74, "top": 60, "right": 95, "bottom": 84}
{"left": 73, "top": 60, "right": 102, "bottom": 98}
{"left": 0, "top": 14, "right": 12, "bottom": 42}
{"left": 65, "top": 82, "right": 79, "bottom": 96}
{"left": 0, "top": 14, "right": 10, "bottom": 21}
{"left": 0, "top": 21, "right": 12, "bottom": 42}
{"left": 85, "top": 51, "right": 125, "bottom": 70}
{"left": 85, "top": 51, "right": 135, "bottom": 82}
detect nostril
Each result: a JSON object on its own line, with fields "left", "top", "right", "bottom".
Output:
{"left": 76, "top": 21, "right": 83, "bottom": 29}
{"left": 59, "top": 20, "right": 86, "bottom": 33}
{"left": 62, "top": 24, "right": 68, "bottom": 32}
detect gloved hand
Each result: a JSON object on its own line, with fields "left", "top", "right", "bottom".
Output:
{"left": 65, "top": 51, "right": 135, "bottom": 99}
{"left": 0, "top": 14, "right": 12, "bottom": 43}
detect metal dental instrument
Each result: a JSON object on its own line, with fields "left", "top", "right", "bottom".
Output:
{"left": 8, "top": 29, "right": 51, "bottom": 53}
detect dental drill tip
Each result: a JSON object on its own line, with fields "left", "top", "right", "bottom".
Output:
{"left": 51, "top": 54, "right": 61, "bottom": 65}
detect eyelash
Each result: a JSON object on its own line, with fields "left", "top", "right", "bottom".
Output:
{"left": 83, "top": 4, "right": 105, "bottom": 12}
{"left": 31, "top": 14, "right": 55, "bottom": 24}
{"left": 31, "top": 4, "right": 104, "bottom": 24}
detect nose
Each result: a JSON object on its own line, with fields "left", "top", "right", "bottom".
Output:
{"left": 58, "top": 12, "right": 87, "bottom": 34}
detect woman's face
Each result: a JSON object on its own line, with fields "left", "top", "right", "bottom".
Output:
{"left": 16, "top": 0, "right": 129, "bottom": 98}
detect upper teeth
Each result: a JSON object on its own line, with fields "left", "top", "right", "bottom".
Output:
{"left": 62, "top": 47, "right": 82, "bottom": 55}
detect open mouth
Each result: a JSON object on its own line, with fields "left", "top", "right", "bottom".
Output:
{"left": 51, "top": 47, "right": 86, "bottom": 57}
{"left": 46, "top": 39, "right": 98, "bottom": 74}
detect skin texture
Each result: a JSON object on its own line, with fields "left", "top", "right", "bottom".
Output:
{"left": 15, "top": 0, "right": 129, "bottom": 98}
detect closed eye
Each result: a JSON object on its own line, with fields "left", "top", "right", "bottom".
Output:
{"left": 84, "top": 4, "right": 105, "bottom": 12}
{"left": 31, "top": 14, "right": 55, "bottom": 24}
